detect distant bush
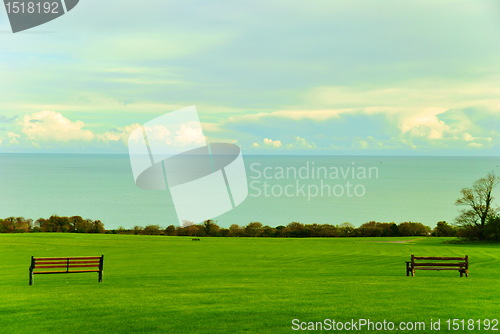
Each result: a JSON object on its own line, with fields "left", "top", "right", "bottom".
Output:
{"left": 397, "top": 222, "right": 430, "bottom": 236}
{"left": 432, "top": 221, "right": 456, "bottom": 237}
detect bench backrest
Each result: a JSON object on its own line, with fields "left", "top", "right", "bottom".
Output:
{"left": 411, "top": 255, "right": 468, "bottom": 268}
{"left": 31, "top": 256, "right": 104, "bottom": 272}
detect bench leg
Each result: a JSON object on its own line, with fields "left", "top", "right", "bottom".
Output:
{"left": 98, "top": 270, "right": 103, "bottom": 282}
{"left": 29, "top": 269, "right": 33, "bottom": 286}
{"left": 405, "top": 262, "right": 413, "bottom": 276}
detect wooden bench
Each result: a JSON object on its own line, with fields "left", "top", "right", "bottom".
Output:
{"left": 406, "top": 255, "right": 468, "bottom": 277}
{"left": 192, "top": 238, "right": 201, "bottom": 241}
{"left": 29, "top": 255, "right": 104, "bottom": 285}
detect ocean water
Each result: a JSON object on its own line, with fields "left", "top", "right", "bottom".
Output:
{"left": 0, "top": 154, "right": 499, "bottom": 229}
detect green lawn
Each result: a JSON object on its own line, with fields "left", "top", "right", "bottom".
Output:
{"left": 0, "top": 234, "right": 499, "bottom": 333}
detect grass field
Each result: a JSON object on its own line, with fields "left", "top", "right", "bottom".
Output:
{"left": 1, "top": 234, "right": 499, "bottom": 333}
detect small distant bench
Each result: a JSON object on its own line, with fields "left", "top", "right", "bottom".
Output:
{"left": 29, "top": 255, "right": 104, "bottom": 285}
{"left": 406, "top": 255, "right": 468, "bottom": 277}
{"left": 192, "top": 238, "right": 201, "bottom": 241}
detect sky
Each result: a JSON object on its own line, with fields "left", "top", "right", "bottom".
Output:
{"left": 1, "top": 0, "right": 500, "bottom": 155}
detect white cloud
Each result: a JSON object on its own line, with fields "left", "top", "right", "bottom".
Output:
{"left": 354, "top": 136, "right": 405, "bottom": 150}
{"left": 99, "top": 123, "right": 142, "bottom": 144}
{"left": 463, "top": 133, "right": 474, "bottom": 142}
{"left": 141, "top": 123, "right": 205, "bottom": 149}
{"left": 253, "top": 138, "right": 283, "bottom": 149}
{"left": 201, "top": 122, "right": 225, "bottom": 133}
{"left": 264, "top": 138, "right": 282, "bottom": 148}
{"left": 175, "top": 123, "right": 206, "bottom": 147}
{"left": 252, "top": 136, "right": 317, "bottom": 150}
{"left": 398, "top": 107, "right": 450, "bottom": 140}
{"left": 6, "top": 110, "right": 211, "bottom": 152}
{"left": 306, "top": 78, "right": 500, "bottom": 112}
{"left": 358, "top": 139, "right": 369, "bottom": 150}
{"left": 395, "top": 108, "right": 496, "bottom": 148}
{"left": 230, "top": 109, "right": 351, "bottom": 122}
{"left": 21, "top": 111, "right": 95, "bottom": 143}
{"left": 289, "top": 136, "right": 317, "bottom": 149}
{"left": 7, "top": 132, "right": 20, "bottom": 144}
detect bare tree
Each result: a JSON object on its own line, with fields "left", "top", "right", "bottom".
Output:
{"left": 455, "top": 172, "right": 499, "bottom": 238}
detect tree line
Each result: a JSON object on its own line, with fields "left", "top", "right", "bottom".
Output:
{"left": 0, "top": 215, "right": 105, "bottom": 233}
{"left": 0, "top": 215, "right": 456, "bottom": 238}
{"left": 123, "top": 220, "right": 456, "bottom": 238}
{"left": 1, "top": 216, "right": 495, "bottom": 239}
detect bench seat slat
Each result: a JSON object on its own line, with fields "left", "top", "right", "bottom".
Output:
{"left": 413, "top": 263, "right": 466, "bottom": 267}
{"left": 35, "top": 260, "right": 100, "bottom": 265}
{"left": 414, "top": 268, "right": 467, "bottom": 271}
{"left": 33, "top": 270, "right": 100, "bottom": 274}
{"left": 34, "top": 264, "right": 100, "bottom": 269}
{"left": 33, "top": 257, "right": 102, "bottom": 261}
{"left": 413, "top": 257, "right": 465, "bottom": 261}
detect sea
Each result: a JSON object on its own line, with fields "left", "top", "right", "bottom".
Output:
{"left": 1, "top": 154, "right": 499, "bottom": 229}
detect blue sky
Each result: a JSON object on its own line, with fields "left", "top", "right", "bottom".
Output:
{"left": 1, "top": 0, "right": 499, "bottom": 155}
